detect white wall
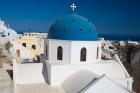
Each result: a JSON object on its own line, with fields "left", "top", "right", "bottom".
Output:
{"left": 41, "top": 57, "right": 51, "bottom": 84}
{"left": 47, "top": 63, "right": 133, "bottom": 92}
{"left": 71, "top": 41, "right": 99, "bottom": 64}
{"left": 13, "top": 62, "right": 46, "bottom": 85}
{"left": 48, "top": 63, "right": 129, "bottom": 87}
{"left": 46, "top": 39, "right": 101, "bottom": 64}
{"left": 13, "top": 41, "right": 32, "bottom": 58}
{"left": 81, "top": 76, "right": 132, "bottom": 93}
{"left": 47, "top": 39, "right": 71, "bottom": 64}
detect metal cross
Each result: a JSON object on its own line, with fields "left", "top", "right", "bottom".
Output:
{"left": 70, "top": 3, "right": 77, "bottom": 12}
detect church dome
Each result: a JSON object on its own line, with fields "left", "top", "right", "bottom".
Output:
{"left": 48, "top": 13, "right": 98, "bottom": 41}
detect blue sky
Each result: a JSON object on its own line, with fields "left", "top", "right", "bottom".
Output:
{"left": 0, "top": 0, "right": 140, "bottom": 36}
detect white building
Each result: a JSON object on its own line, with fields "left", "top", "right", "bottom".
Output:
{"left": 15, "top": 32, "right": 47, "bottom": 61}
{"left": 128, "top": 40, "right": 138, "bottom": 45}
{"left": 0, "top": 19, "right": 32, "bottom": 61}
{"left": 13, "top": 4, "right": 134, "bottom": 93}
{"left": 0, "top": 19, "right": 17, "bottom": 41}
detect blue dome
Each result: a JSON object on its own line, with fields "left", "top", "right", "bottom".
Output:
{"left": 48, "top": 13, "right": 98, "bottom": 41}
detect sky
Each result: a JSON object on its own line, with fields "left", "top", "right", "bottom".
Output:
{"left": 0, "top": 0, "right": 140, "bottom": 38}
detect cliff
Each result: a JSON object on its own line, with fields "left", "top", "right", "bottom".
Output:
{"left": 113, "top": 41, "right": 140, "bottom": 93}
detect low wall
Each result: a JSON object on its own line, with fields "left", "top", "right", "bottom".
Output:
{"left": 113, "top": 54, "right": 131, "bottom": 78}
{"left": 48, "top": 62, "right": 133, "bottom": 92}
{"left": 13, "top": 60, "right": 46, "bottom": 85}
{"left": 112, "top": 54, "right": 133, "bottom": 90}
{"left": 50, "top": 63, "right": 125, "bottom": 85}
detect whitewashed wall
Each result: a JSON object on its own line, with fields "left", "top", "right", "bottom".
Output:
{"left": 71, "top": 41, "right": 99, "bottom": 64}
{"left": 13, "top": 61, "right": 46, "bottom": 85}
{"left": 46, "top": 39, "right": 101, "bottom": 64}
{"left": 48, "top": 63, "right": 130, "bottom": 88}
{"left": 80, "top": 75, "right": 132, "bottom": 93}
{"left": 47, "top": 39, "right": 71, "bottom": 64}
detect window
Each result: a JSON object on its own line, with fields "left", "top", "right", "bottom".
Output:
{"left": 97, "top": 47, "right": 99, "bottom": 59}
{"left": 22, "top": 43, "right": 26, "bottom": 47}
{"left": 32, "top": 45, "right": 36, "bottom": 50}
{"left": 57, "top": 46, "right": 63, "bottom": 60}
{"left": 80, "top": 47, "right": 87, "bottom": 61}
{"left": 46, "top": 45, "right": 48, "bottom": 57}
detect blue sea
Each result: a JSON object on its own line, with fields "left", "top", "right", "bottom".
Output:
{"left": 99, "top": 34, "right": 140, "bottom": 41}
{"left": 17, "top": 31, "right": 140, "bottom": 41}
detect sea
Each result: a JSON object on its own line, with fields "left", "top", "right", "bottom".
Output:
{"left": 99, "top": 34, "right": 140, "bottom": 41}
{"left": 17, "top": 31, "right": 140, "bottom": 41}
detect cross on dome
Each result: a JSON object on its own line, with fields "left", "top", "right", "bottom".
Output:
{"left": 70, "top": 3, "right": 77, "bottom": 12}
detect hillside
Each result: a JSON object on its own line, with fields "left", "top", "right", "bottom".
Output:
{"left": 113, "top": 41, "right": 140, "bottom": 93}
{"left": 0, "top": 39, "right": 14, "bottom": 68}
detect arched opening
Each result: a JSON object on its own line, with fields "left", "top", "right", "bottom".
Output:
{"left": 80, "top": 47, "right": 87, "bottom": 61}
{"left": 16, "top": 49, "right": 20, "bottom": 58}
{"left": 57, "top": 46, "right": 63, "bottom": 60}
{"left": 32, "top": 45, "right": 36, "bottom": 50}
{"left": 46, "top": 45, "right": 48, "bottom": 57}
{"left": 97, "top": 47, "right": 99, "bottom": 59}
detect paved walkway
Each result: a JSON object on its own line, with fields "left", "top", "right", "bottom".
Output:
{"left": 0, "top": 68, "right": 13, "bottom": 93}
{"left": 15, "top": 83, "right": 65, "bottom": 93}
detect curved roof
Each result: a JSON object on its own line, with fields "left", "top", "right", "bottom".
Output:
{"left": 48, "top": 13, "right": 98, "bottom": 41}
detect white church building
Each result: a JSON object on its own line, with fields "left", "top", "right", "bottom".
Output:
{"left": 13, "top": 4, "right": 134, "bottom": 93}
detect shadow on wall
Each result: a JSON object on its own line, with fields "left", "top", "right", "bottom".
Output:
{"left": 61, "top": 70, "right": 98, "bottom": 93}
{"left": 42, "top": 62, "right": 49, "bottom": 84}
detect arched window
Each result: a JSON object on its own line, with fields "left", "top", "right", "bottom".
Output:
{"left": 57, "top": 46, "right": 63, "bottom": 60}
{"left": 32, "top": 45, "right": 36, "bottom": 50}
{"left": 97, "top": 47, "right": 99, "bottom": 59}
{"left": 80, "top": 47, "right": 87, "bottom": 61}
{"left": 46, "top": 45, "right": 48, "bottom": 57}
